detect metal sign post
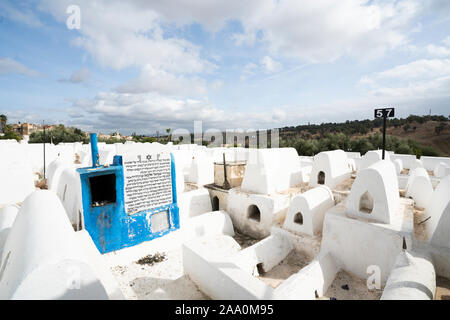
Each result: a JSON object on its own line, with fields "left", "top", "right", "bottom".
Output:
{"left": 43, "top": 120, "right": 46, "bottom": 179}
{"left": 374, "top": 107, "right": 395, "bottom": 160}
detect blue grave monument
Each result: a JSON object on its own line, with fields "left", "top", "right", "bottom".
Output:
{"left": 78, "top": 133, "right": 179, "bottom": 253}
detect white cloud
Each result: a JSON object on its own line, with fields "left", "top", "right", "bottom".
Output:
{"left": 426, "top": 44, "right": 450, "bottom": 57}
{"left": 443, "top": 36, "right": 450, "bottom": 47}
{"left": 40, "top": 0, "right": 216, "bottom": 73}
{"left": 68, "top": 91, "right": 291, "bottom": 133}
{"left": 116, "top": 64, "right": 207, "bottom": 96}
{"left": 359, "top": 58, "right": 450, "bottom": 105}
{"left": 210, "top": 80, "right": 224, "bottom": 90}
{"left": 0, "top": 58, "right": 39, "bottom": 76}
{"left": 0, "top": 1, "right": 43, "bottom": 27}
{"left": 59, "top": 67, "right": 90, "bottom": 83}
{"left": 231, "top": 0, "right": 421, "bottom": 62}
{"left": 370, "top": 75, "right": 450, "bottom": 99}
{"left": 260, "top": 56, "right": 280, "bottom": 73}
{"left": 375, "top": 59, "right": 450, "bottom": 80}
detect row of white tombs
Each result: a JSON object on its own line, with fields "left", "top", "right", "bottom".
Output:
{"left": 0, "top": 138, "right": 449, "bottom": 299}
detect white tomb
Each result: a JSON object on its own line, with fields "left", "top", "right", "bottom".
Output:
{"left": 241, "top": 148, "right": 301, "bottom": 195}
{"left": 434, "top": 162, "right": 450, "bottom": 179}
{"left": 405, "top": 167, "right": 433, "bottom": 209}
{"left": 392, "top": 159, "right": 403, "bottom": 174}
{"left": 409, "top": 158, "right": 423, "bottom": 172}
{"left": 283, "top": 186, "right": 334, "bottom": 236}
{"left": 346, "top": 160, "right": 399, "bottom": 224}
{"left": 381, "top": 251, "right": 435, "bottom": 300}
{"left": 309, "top": 150, "right": 351, "bottom": 188}
{"left": 360, "top": 150, "right": 391, "bottom": 170}
{"left": 425, "top": 176, "right": 450, "bottom": 249}
{"left": 0, "top": 191, "right": 111, "bottom": 299}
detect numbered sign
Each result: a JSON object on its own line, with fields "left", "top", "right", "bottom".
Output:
{"left": 374, "top": 107, "right": 395, "bottom": 118}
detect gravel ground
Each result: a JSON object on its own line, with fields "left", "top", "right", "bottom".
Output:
{"left": 110, "top": 248, "right": 209, "bottom": 300}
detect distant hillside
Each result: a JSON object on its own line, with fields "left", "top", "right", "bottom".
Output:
{"left": 279, "top": 115, "right": 450, "bottom": 157}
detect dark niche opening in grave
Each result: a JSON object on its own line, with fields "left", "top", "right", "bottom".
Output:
{"left": 90, "top": 174, "right": 116, "bottom": 207}
{"left": 318, "top": 171, "right": 325, "bottom": 185}
{"left": 212, "top": 196, "right": 219, "bottom": 211}
{"left": 248, "top": 204, "right": 261, "bottom": 222}
{"left": 294, "top": 212, "right": 304, "bottom": 225}
{"left": 359, "top": 191, "right": 374, "bottom": 214}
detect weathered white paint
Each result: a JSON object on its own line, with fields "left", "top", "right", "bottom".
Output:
{"left": 0, "top": 162, "right": 35, "bottom": 206}
{"left": 101, "top": 209, "right": 234, "bottom": 268}
{"left": 241, "top": 148, "right": 301, "bottom": 194}
{"left": 425, "top": 176, "right": 450, "bottom": 249}
{"left": 299, "top": 166, "right": 312, "bottom": 184}
{"left": 283, "top": 186, "right": 334, "bottom": 236}
{"left": 310, "top": 150, "right": 351, "bottom": 188}
{"left": 409, "top": 158, "right": 423, "bottom": 172}
{"left": 183, "top": 211, "right": 235, "bottom": 238}
{"left": 390, "top": 154, "right": 417, "bottom": 169}
{"left": 227, "top": 188, "right": 290, "bottom": 239}
{"left": 274, "top": 252, "right": 339, "bottom": 299}
{"left": 345, "top": 152, "right": 361, "bottom": 159}
{"left": 405, "top": 168, "right": 433, "bottom": 209}
{"left": 182, "top": 235, "right": 274, "bottom": 300}
{"left": 360, "top": 150, "right": 391, "bottom": 170}
{"left": 47, "top": 159, "right": 74, "bottom": 191}
{"left": 235, "top": 231, "right": 293, "bottom": 275}
{"left": 346, "top": 160, "right": 399, "bottom": 224}
{"left": 56, "top": 167, "right": 83, "bottom": 227}
{"left": 434, "top": 162, "right": 450, "bottom": 178}
{"left": 421, "top": 156, "right": 450, "bottom": 171}
{"left": 321, "top": 198, "right": 414, "bottom": 284}
{"left": 392, "top": 159, "right": 403, "bottom": 174}
{"left": 187, "top": 154, "right": 214, "bottom": 186}
{"left": 381, "top": 251, "right": 435, "bottom": 300}
{"left": 0, "top": 190, "right": 110, "bottom": 299}
{"left": 178, "top": 188, "right": 213, "bottom": 225}
{"left": 0, "top": 205, "right": 19, "bottom": 256}
{"left": 347, "top": 158, "right": 356, "bottom": 172}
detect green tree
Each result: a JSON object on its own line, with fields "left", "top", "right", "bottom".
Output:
{"left": 0, "top": 114, "right": 7, "bottom": 133}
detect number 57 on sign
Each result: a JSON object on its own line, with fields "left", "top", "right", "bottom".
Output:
{"left": 374, "top": 107, "right": 395, "bottom": 118}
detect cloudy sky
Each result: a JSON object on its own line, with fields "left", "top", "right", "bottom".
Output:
{"left": 0, "top": 0, "right": 449, "bottom": 135}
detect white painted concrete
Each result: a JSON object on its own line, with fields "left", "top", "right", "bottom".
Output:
{"left": 274, "top": 252, "right": 339, "bottom": 299}
{"left": 56, "top": 167, "right": 83, "bottom": 227}
{"left": 346, "top": 160, "right": 399, "bottom": 224}
{"left": 283, "top": 186, "right": 334, "bottom": 236}
{"left": 188, "top": 154, "right": 214, "bottom": 186}
{"left": 182, "top": 235, "right": 274, "bottom": 300}
{"left": 241, "top": 148, "right": 301, "bottom": 194}
{"left": 421, "top": 156, "right": 450, "bottom": 171}
{"left": 0, "top": 205, "right": 20, "bottom": 256}
{"left": 235, "top": 231, "right": 293, "bottom": 275}
{"left": 392, "top": 159, "right": 403, "bottom": 174}
{"left": 183, "top": 211, "right": 235, "bottom": 238}
{"left": 405, "top": 168, "right": 433, "bottom": 209}
{"left": 227, "top": 188, "right": 291, "bottom": 239}
{"left": 0, "top": 162, "right": 35, "bottom": 206}
{"left": 409, "top": 158, "right": 423, "bottom": 172}
{"left": 425, "top": 176, "right": 450, "bottom": 249}
{"left": 360, "top": 150, "right": 391, "bottom": 170}
{"left": 178, "top": 188, "right": 213, "bottom": 225}
{"left": 321, "top": 199, "right": 414, "bottom": 284}
{"left": 310, "top": 150, "right": 351, "bottom": 188}
{"left": 390, "top": 154, "right": 417, "bottom": 169}
{"left": 434, "top": 162, "right": 450, "bottom": 178}
{"left": 0, "top": 190, "right": 110, "bottom": 299}
{"left": 381, "top": 251, "right": 435, "bottom": 300}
